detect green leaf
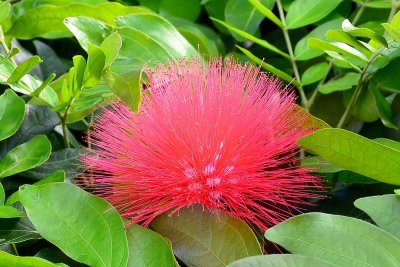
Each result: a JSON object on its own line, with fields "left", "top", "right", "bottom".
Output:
{"left": 0, "top": 251, "right": 59, "bottom": 267}
{"left": 159, "top": 0, "right": 201, "bottom": 21}
{"left": 227, "top": 254, "right": 337, "bottom": 267}
{"left": 64, "top": 17, "right": 115, "bottom": 51}
{"left": 224, "top": 0, "right": 273, "bottom": 41}
{"left": 374, "top": 57, "right": 400, "bottom": 91}
{"left": 152, "top": 206, "right": 262, "bottom": 267}
{"left": 0, "top": 90, "right": 25, "bottom": 142}
{"left": 0, "top": 105, "right": 60, "bottom": 157}
{"left": 342, "top": 19, "right": 387, "bottom": 47}
{"left": 298, "top": 128, "right": 400, "bottom": 185}
{"left": 294, "top": 105, "right": 331, "bottom": 130}
{"left": 115, "top": 13, "right": 197, "bottom": 59}
{"left": 369, "top": 84, "right": 398, "bottom": 129}
{"left": 211, "top": 18, "right": 290, "bottom": 59}
{"left": 248, "top": 0, "right": 284, "bottom": 28}
{"left": 0, "top": 2, "right": 11, "bottom": 25}
{"left": 84, "top": 43, "right": 106, "bottom": 88}
{"left": 318, "top": 72, "right": 360, "bottom": 94}
{"left": 236, "top": 46, "right": 297, "bottom": 86}
{"left": 391, "top": 9, "right": 400, "bottom": 29}
{"left": 352, "top": 0, "right": 395, "bottom": 8}
{"left": 0, "top": 217, "right": 41, "bottom": 246}
{"left": 22, "top": 149, "right": 80, "bottom": 181}
{"left": 33, "top": 40, "right": 66, "bottom": 78}
{"left": 343, "top": 86, "right": 380, "bottom": 123}
{"left": 265, "top": 212, "right": 400, "bottom": 267}
{"left": 19, "top": 183, "right": 128, "bottom": 267}
{"left": 0, "top": 135, "right": 52, "bottom": 178}
{"left": 382, "top": 23, "right": 400, "bottom": 42}
{"left": 301, "top": 156, "right": 343, "bottom": 173}
{"left": 374, "top": 138, "right": 400, "bottom": 151}
{"left": 0, "top": 206, "right": 25, "bottom": 219}
{"left": 355, "top": 194, "right": 400, "bottom": 239}
{"left": 286, "top": 0, "right": 343, "bottom": 29}
{"left": 7, "top": 56, "right": 43, "bottom": 84}
{"left": 7, "top": 3, "right": 148, "bottom": 39}
{"left": 301, "top": 62, "right": 329, "bottom": 85}
{"left": 326, "top": 30, "right": 373, "bottom": 58}
{"left": 104, "top": 59, "right": 143, "bottom": 112}
{"left": 100, "top": 32, "right": 122, "bottom": 68}
{"left": 295, "top": 18, "right": 343, "bottom": 61}
{"left": 126, "top": 224, "right": 177, "bottom": 267}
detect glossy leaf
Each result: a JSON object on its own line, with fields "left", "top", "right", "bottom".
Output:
{"left": 152, "top": 206, "right": 262, "bottom": 267}
{"left": 126, "top": 224, "right": 177, "bottom": 267}
{"left": 326, "top": 30, "right": 373, "bottom": 58}
{"left": 0, "top": 135, "right": 52, "bottom": 178}
{"left": 0, "top": 251, "right": 59, "bottom": 267}
{"left": 319, "top": 72, "right": 360, "bottom": 94}
{"left": 295, "top": 18, "right": 343, "bottom": 61}
{"left": 298, "top": 128, "right": 400, "bottom": 185}
{"left": 211, "top": 18, "right": 290, "bottom": 59}
{"left": 0, "top": 90, "right": 25, "bottom": 142}
{"left": 355, "top": 194, "right": 400, "bottom": 239}
{"left": 0, "top": 217, "right": 41, "bottom": 246}
{"left": 100, "top": 32, "right": 122, "bottom": 68}
{"left": 342, "top": 19, "right": 387, "bottom": 47}
{"left": 248, "top": 0, "right": 283, "bottom": 28}
{"left": 115, "top": 13, "right": 197, "bottom": 59}
{"left": 301, "top": 62, "right": 329, "bottom": 85}
{"left": 265, "top": 212, "right": 400, "bottom": 267}
{"left": 286, "top": 0, "right": 343, "bottom": 29}
{"left": 8, "top": 56, "right": 43, "bottom": 84}
{"left": 374, "top": 138, "right": 400, "bottom": 151}
{"left": 83, "top": 43, "right": 106, "bottom": 88}
{"left": 7, "top": 3, "right": 147, "bottom": 39}
{"left": 228, "top": 254, "right": 337, "bottom": 267}
{"left": 19, "top": 183, "right": 128, "bottom": 267}
{"left": 224, "top": 0, "right": 273, "bottom": 41}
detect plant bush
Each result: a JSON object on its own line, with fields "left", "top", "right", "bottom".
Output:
{"left": 0, "top": 0, "right": 399, "bottom": 266}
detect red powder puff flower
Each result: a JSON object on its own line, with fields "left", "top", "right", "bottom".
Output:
{"left": 81, "top": 57, "right": 324, "bottom": 231}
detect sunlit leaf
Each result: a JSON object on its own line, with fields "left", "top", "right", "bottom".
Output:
{"left": 0, "top": 90, "right": 25, "bottom": 142}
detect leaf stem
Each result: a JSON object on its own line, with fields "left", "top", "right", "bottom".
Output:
{"left": 11, "top": 243, "right": 19, "bottom": 256}
{"left": 352, "top": 4, "right": 366, "bottom": 25}
{"left": 276, "top": 0, "right": 308, "bottom": 107}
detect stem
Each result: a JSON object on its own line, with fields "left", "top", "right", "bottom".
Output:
{"left": 336, "top": 50, "right": 383, "bottom": 128}
{"left": 61, "top": 118, "right": 70, "bottom": 148}
{"left": 352, "top": 4, "right": 366, "bottom": 25}
{"left": 276, "top": 0, "right": 308, "bottom": 107}
{"left": 389, "top": 0, "right": 399, "bottom": 23}
{"left": 11, "top": 243, "right": 19, "bottom": 256}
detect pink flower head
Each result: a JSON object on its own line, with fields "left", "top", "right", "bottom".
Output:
{"left": 81, "top": 57, "right": 324, "bottom": 231}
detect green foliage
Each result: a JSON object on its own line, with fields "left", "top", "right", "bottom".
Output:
{"left": 0, "top": 0, "right": 400, "bottom": 265}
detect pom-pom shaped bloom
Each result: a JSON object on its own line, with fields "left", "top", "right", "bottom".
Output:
{"left": 81, "top": 58, "right": 323, "bottom": 231}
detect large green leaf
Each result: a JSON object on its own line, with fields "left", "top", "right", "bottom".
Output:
{"left": 152, "top": 206, "right": 262, "bottom": 267}
{"left": 285, "top": 0, "right": 343, "bottom": 29}
{"left": 115, "top": 13, "right": 197, "bottom": 59}
{"left": 0, "top": 135, "right": 51, "bottom": 178}
{"left": 0, "top": 90, "right": 25, "bottom": 142}
{"left": 227, "top": 254, "right": 337, "bottom": 267}
{"left": 7, "top": 2, "right": 147, "bottom": 39}
{"left": 0, "top": 251, "right": 59, "bottom": 267}
{"left": 159, "top": 0, "right": 201, "bottom": 21}
{"left": 19, "top": 183, "right": 128, "bottom": 267}
{"left": 355, "top": 194, "right": 400, "bottom": 239}
{"left": 265, "top": 212, "right": 400, "bottom": 267}
{"left": 224, "top": 0, "right": 273, "bottom": 41}
{"left": 126, "top": 224, "right": 177, "bottom": 267}
{"left": 298, "top": 128, "right": 400, "bottom": 185}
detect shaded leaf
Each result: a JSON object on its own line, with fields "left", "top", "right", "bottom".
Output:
{"left": 318, "top": 73, "right": 360, "bottom": 94}
{"left": 0, "top": 135, "right": 52, "bottom": 178}
{"left": 152, "top": 206, "right": 262, "bottom": 267}
{"left": 159, "top": 0, "right": 201, "bottom": 21}
{"left": 19, "top": 183, "right": 128, "bottom": 267}
{"left": 369, "top": 84, "right": 398, "bottom": 129}
{"left": 0, "top": 90, "right": 25, "bottom": 142}
{"left": 0, "top": 217, "right": 41, "bottom": 246}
